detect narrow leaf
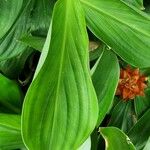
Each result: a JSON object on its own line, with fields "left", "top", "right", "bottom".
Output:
{"left": 92, "top": 49, "right": 119, "bottom": 126}
{"left": 128, "top": 109, "right": 150, "bottom": 149}
{"left": 108, "top": 101, "right": 136, "bottom": 133}
{"left": 22, "top": 0, "right": 98, "bottom": 149}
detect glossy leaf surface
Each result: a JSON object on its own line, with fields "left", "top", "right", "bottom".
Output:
{"left": 81, "top": 0, "right": 150, "bottom": 67}
{"left": 22, "top": 0, "right": 98, "bottom": 149}
{"left": 92, "top": 49, "right": 119, "bottom": 126}
{"left": 100, "top": 127, "right": 135, "bottom": 150}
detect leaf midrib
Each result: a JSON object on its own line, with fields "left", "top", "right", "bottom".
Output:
{"left": 81, "top": 0, "right": 150, "bottom": 37}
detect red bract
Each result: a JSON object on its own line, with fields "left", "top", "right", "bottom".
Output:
{"left": 116, "top": 66, "right": 147, "bottom": 100}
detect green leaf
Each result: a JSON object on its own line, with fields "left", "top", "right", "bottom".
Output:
{"left": 108, "top": 101, "right": 136, "bottom": 133}
{"left": 0, "top": 0, "right": 54, "bottom": 61}
{"left": 145, "top": 3, "right": 150, "bottom": 14}
{"left": 22, "top": 0, "right": 98, "bottom": 149}
{"left": 100, "top": 127, "right": 136, "bottom": 150}
{"left": 0, "top": 0, "right": 23, "bottom": 39}
{"left": 81, "top": 0, "right": 150, "bottom": 68}
{"left": 128, "top": 109, "right": 150, "bottom": 149}
{"left": 89, "top": 45, "right": 104, "bottom": 61}
{"left": 92, "top": 49, "right": 119, "bottom": 126}
{"left": 0, "top": 114, "right": 23, "bottom": 149}
{"left": 33, "top": 24, "right": 52, "bottom": 79}
{"left": 0, "top": 0, "right": 30, "bottom": 61}
{"left": 0, "top": 74, "right": 23, "bottom": 113}
{"left": 0, "top": 48, "right": 34, "bottom": 79}
{"left": 123, "top": 0, "right": 144, "bottom": 10}
{"left": 29, "top": 0, "right": 56, "bottom": 35}
{"left": 134, "top": 88, "right": 150, "bottom": 117}
{"left": 20, "top": 35, "right": 45, "bottom": 52}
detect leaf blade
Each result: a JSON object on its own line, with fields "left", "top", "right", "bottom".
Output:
{"left": 22, "top": 0, "right": 98, "bottom": 149}
{"left": 100, "top": 127, "right": 136, "bottom": 150}
{"left": 128, "top": 109, "right": 150, "bottom": 149}
{"left": 81, "top": 0, "right": 150, "bottom": 67}
{"left": 0, "top": 114, "right": 23, "bottom": 150}
{"left": 0, "top": 0, "right": 23, "bottom": 38}
{"left": 92, "top": 49, "right": 119, "bottom": 126}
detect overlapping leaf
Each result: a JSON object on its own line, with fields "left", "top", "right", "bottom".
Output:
{"left": 0, "top": 48, "right": 34, "bottom": 79}
{"left": 29, "top": 0, "right": 56, "bottom": 35}
{"left": 123, "top": 0, "right": 144, "bottom": 10}
{"left": 0, "top": 0, "right": 54, "bottom": 61}
{"left": 100, "top": 127, "right": 136, "bottom": 150}
{"left": 92, "top": 49, "right": 119, "bottom": 126}
{"left": 134, "top": 88, "right": 150, "bottom": 117}
{"left": 108, "top": 101, "right": 136, "bottom": 133}
{"left": 22, "top": 0, "right": 98, "bottom": 149}
{"left": 0, "top": 114, "right": 23, "bottom": 149}
{"left": 81, "top": 0, "right": 150, "bottom": 67}
{"left": 20, "top": 35, "right": 45, "bottom": 52}
{"left": 0, "top": 0, "right": 30, "bottom": 61}
{"left": 128, "top": 109, "right": 150, "bottom": 149}
{"left": 0, "top": 0, "right": 23, "bottom": 38}
{"left": 0, "top": 74, "right": 23, "bottom": 113}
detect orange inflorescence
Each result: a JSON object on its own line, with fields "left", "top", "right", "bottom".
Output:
{"left": 116, "top": 66, "right": 147, "bottom": 100}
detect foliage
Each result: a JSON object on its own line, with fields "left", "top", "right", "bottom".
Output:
{"left": 0, "top": 0, "right": 150, "bottom": 149}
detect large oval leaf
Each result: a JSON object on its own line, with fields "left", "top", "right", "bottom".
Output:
{"left": 92, "top": 49, "right": 119, "bottom": 126}
{"left": 22, "top": 0, "right": 98, "bottom": 149}
{"left": 81, "top": 0, "right": 150, "bottom": 68}
{"left": 100, "top": 127, "right": 136, "bottom": 150}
